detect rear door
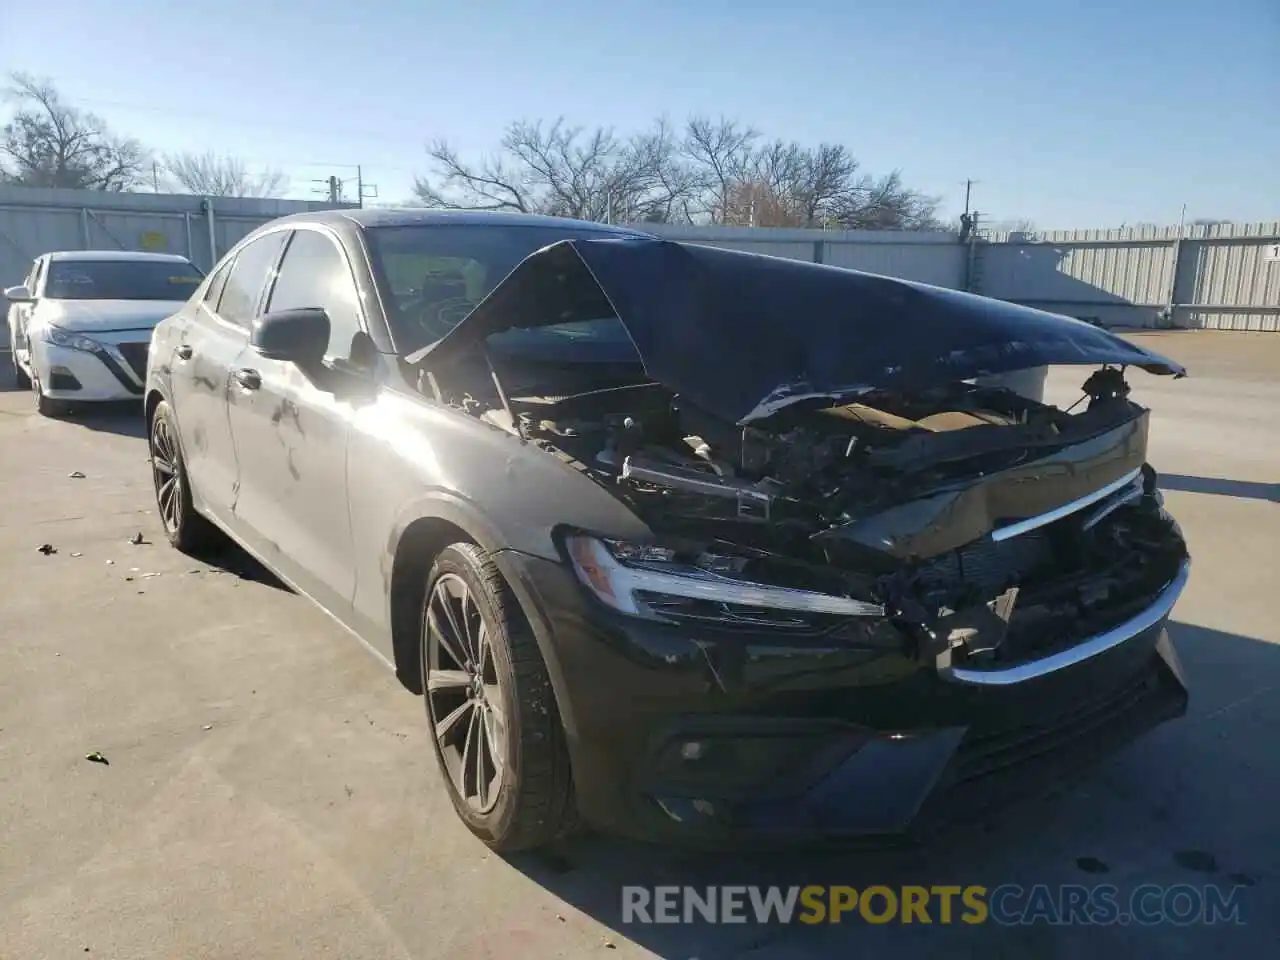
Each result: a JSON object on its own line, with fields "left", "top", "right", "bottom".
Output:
{"left": 167, "top": 230, "right": 288, "bottom": 527}
{"left": 225, "top": 226, "right": 368, "bottom": 615}
{"left": 8, "top": 257, "right": 43, "bottom": 359}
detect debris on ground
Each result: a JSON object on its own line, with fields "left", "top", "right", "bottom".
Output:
{"left": 202, "top": 724, "right": 213, "bottom": 731}
{"left": 105, "top": 560, "right": 114, "bottom": 565}
{"left": 84, "top": 751, "right": 109, "bottom": 765}
{"left": 68, "top": 471, "right": 86, "bottom": 479}
{"left": 128, "top": 532, "right": 148, "bottom": 545}
{"left": 140, "top": 572, "right": 161, "bottom": 579}
{"left": 37, "top": 543, "right": 56, "bottom": 555}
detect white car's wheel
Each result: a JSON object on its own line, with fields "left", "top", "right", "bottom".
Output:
{"left": 31, "top": 369, "right": 69, "bottom": 417}
{"left": 8, "top": 330, "right": 29, "bottom": 389}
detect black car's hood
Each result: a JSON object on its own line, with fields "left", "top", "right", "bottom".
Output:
{"left": 410, "top": 237, "right": 1186, "bottom": 425}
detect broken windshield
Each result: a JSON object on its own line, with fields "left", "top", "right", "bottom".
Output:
{"left": 366, "top": 222, "right": 643, "bottom": 357}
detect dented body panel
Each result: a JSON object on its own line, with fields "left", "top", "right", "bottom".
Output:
{"left": 416, "top": 237, "right": 1185, "bottom": 425}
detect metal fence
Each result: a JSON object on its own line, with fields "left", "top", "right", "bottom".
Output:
{"left": 3, "top": 185, "right": 1276, "bottom": 333}
{"left": 627, "top": 221, "right": 1280, "bottom": 332}
{"left": 977, "top": 222, "right": 1280, "bottom": 332}
{"left": 0, "top": 186, "right": 354, "bottom": 288}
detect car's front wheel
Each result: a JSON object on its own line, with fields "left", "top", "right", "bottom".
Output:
{"left": 149, "top": 400, "right": 219, "bottom": 553}
{"left": 421, "top": 542, "right": 576, "bottom": 852}
{"left": 31, "top": 371, "right": 68, "bottom": 417}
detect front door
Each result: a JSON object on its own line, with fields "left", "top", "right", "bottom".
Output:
{"left": 226, "top": 226, "right": 370, "bottom": 616}
{"left": 167, "top": 231, "right": 288, "bottom": 526}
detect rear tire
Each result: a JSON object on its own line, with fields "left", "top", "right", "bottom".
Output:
{"left": 420, "top": 542, "right": 576, "bottom": 852}
{"left": 149, "top": 400, "right": 219, "bottom": 553}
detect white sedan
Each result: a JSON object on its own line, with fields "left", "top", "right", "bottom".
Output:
{"left": 5, "top": 251, "right": 205, "bottom": 416}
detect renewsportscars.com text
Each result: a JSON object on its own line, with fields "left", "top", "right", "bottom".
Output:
{"left": 622, "top": 884, "right": 1248, "bottom": 927}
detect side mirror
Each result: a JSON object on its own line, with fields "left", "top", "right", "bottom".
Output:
{"left": 251, "top": 308, "right": 329, "bottom": 365}
{"left": 4, "top": 285, "right": 34, "bottom": 303}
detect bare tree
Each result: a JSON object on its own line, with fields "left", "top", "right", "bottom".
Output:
{"left": 415, "top": 117, "right": 699, "bottom": 222}
{"left": 413, "top": 113, "right": 941, "bottom": 231}
{"left": 0, "top": 73, "right": 148, "bottom": 190}
{"left": 161, "top": 151, "right": 287, "bottom": 198}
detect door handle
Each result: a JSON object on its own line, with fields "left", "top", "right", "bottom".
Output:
{"left": 175, "top": 344, "right": 193, "bottom": 360}
{"left": 233, "top": 368, "right": 262, "bottom": 390}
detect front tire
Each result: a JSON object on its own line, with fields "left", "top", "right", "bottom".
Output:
{"left": 31, "top": 371, "right": 68, "bottom": 417}
{"left": 421, "top": 542, "right": 576, "bottom": 852}
{"left": 149, "top": 400, "right": 219, "bottom": 553}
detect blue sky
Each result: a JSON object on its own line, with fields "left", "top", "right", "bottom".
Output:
{"left": 1, "top": 0, "right": 1275, "bottom": 228}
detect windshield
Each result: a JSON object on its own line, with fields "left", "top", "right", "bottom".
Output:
{"left": 366, "top": 223, "right": 641, "bottom": 357}
{"left": 44, "top": 259, "right": 205, "bottom": 302}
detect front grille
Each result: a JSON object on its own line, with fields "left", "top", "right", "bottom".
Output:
{"left": 115, "top": 341, "right": 149, "bottom": 380}
{"left": 914, "top": 663, "right": 1187, "bottom": 834}
{"left": 917, "top": 528, "right": 1053, "bottom": 596}
{"left": 951, "top": 669, "right": 1163, "bottom": 784}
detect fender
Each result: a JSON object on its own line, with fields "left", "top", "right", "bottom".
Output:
{"left": 383, "top": 490, "right": 583, "bottom": 737}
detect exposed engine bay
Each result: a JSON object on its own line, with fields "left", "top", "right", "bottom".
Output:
{"left": 421, "top": 354, "right": 1189, "bottom": 672}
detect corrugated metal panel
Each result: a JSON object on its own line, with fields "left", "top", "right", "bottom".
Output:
{"left": 1186, "top": 238, "right": 1280, "bottom": 308}
{"left": 979, "top": 240, "right": 1174, "bottom": 305}
{"left": 822, "top": 240, "right": 965, "bottom": 287}
{"left": 1008, "top": 301, "right": 1163, "bottom": 329}
{"left": 1176, "top": 309, "right": 1280, "bottom": 332}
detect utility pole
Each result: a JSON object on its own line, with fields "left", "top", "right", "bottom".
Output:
{"left": 152, "top": 162, "right": 161, "bottom": 193}
{"left": 357, "top": 166, "right": 365, "bottom": 209}
{"left": 962, "top": 179, "right": 978, "bottom": 219}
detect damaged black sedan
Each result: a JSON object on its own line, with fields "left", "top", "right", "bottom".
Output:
{"left": 144, "top": 210, "right": 1191, "bottom": 851}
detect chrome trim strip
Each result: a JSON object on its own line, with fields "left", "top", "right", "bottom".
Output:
{"left": 1081, "top": 477, "right": 1144, "bottom": 532}
{"left": 942, "top": 559, "right": 1190, "bottom": 686}
{"left": 990, "top": 467, "right": 1144, "bottom": 542}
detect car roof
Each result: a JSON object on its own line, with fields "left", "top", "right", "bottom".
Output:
{"left": 46, "top": 250, "right": 194, "bottom": 263}
{"left": 267, "top": 207, "right": 652, "bottom": 236}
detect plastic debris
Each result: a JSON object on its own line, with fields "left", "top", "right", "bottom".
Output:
{"left": 37, "top": 543, "right": 57, "bottom": 555}
{"left": 128, "top": 532, "right": 147, "bottom": 545}
{"left": 70, "top": 552, "right": 83, "bottom": 558}
{"left": 84, "top": 751, "right": 109, "bottom": 765}
{"left": 68, "top": 471, "right": 86, "bottom": 479}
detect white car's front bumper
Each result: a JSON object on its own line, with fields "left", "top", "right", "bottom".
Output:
{"left": 28, "top": 331, "right": 150, "bottom": 402}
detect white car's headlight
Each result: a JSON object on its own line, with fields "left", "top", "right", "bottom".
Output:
{"left": 565, "top": 534, "right": 885, "bottom": 624}
{"left": 41, "top": 325, "right": 102, "bottom": 353}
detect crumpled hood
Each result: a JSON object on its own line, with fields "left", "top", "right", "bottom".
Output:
{"left": 37, "top": 299, "right": 186, "bottom": 334}
{"left": 413, "top": 238, "right": 1186, "bottom": 425}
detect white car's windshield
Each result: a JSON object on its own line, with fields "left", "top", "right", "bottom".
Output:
{"left": 44, "top": 260, "right": 205, "bottom": 301}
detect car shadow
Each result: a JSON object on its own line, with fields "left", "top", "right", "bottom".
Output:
{"left": 1160, "top": 473, "right": 1278, "bottom": 504}
{"left": 195, "top": 537, "right": 290, "bottom": 592}
{"left": 57, "top": 400, "right": 148, "bottom": 438}
{"left": 496, "top": 620, "right": 1279, "bottom": 958}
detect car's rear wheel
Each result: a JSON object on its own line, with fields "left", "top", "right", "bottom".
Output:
{"left": 11, "top": 349, "right": 30, "bottom": 390}
{"left": 421, "top": 542, "right": 576, "bottom": 852}
{"left": 149, "top": 400, "right": 219, "bottom": 553}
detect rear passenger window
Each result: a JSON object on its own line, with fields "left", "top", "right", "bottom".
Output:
{"left": 202, "top": 257, "right": 236, "bottom": 311}
{"left": 266, "top": 229, "right": 364, "bottom": 361}
{"left": 217, "top": 232, "right": 288, "bottom": 328}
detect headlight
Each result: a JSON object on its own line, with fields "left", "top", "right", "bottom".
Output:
{"left": 565, "top": 535, "right": 885, "bottom": 624}
{"left": 41, "top": 326, "right": 103, "bottom": 353}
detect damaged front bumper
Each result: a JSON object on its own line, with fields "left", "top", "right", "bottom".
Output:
{"left": 498, "top": 548, "right": 1190, "bottom": 847}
